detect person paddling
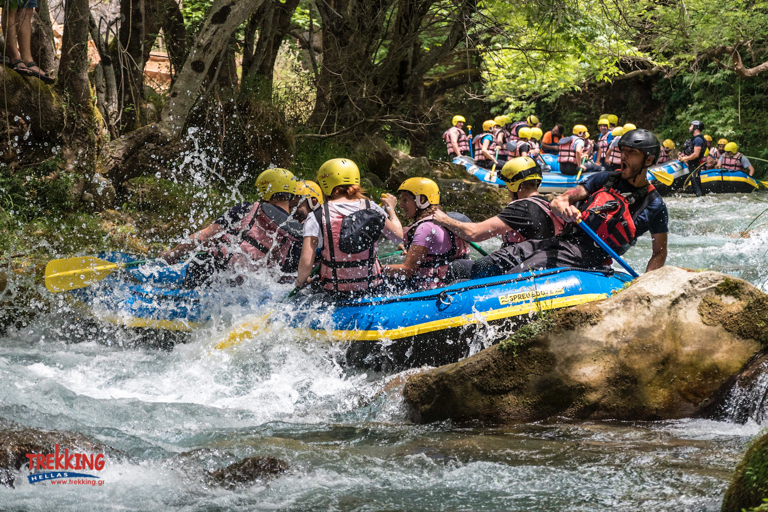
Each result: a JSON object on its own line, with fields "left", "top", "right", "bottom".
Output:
{"left": 468, "top": 129, "right": 668, "bottom": 278}
{"left": 432, "top": 157, "right": 564, "bottom": 279}
{"left": 291, "top": 180, "right": 324, "bottom": 223}
{"left": 658, "top": 139, "right": 675, "bottom": 164}
{"left": 159, "top": 168, "right": 304, "bottom": 286}
{"left": 707, "top": 139, "right": 727, "bottom": 169}
{"left": 473, "top": 120, "right": 504, "bottom": 170}
{"left": 557, "top": 125, "right": 589, "bottom": 176}
{"left": 294, "top": 159, "right": 403, "bottom": 297}
{"left": 382, "top": 178, "right": 471, "bottom": 290}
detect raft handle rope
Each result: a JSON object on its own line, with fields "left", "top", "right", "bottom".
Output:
{"left": 333, "top": 266, "right": 616, "bottom": 308}
{"left": 438, "top": 291, "right": 453, "bottom": 306}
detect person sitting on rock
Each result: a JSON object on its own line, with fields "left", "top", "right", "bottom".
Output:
{"left": 382, "top": 178, "right": 471, "bottom": 290}
{"left": 718, "top": 142, "right": 755, "bottom": 176}
{"left": 469, "top": 129, "right": 668, "bottom": 279}
{"left": 432, "top": 157, "right": 563, "bottom": 279}
{"left": 294, "top": 158, "right": 403, "bottom": 298}
{"left": 159, "top": 168, "right": 305, "bottom": 287}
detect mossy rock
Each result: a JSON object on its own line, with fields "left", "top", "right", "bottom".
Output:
{"left": 722, "top": 432, "right": 768, "bottom": 512}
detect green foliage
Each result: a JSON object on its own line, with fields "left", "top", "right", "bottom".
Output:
{"left": 290, "top": 139, "right": 370, "bottom": 181}
{"left": 180, "top": 0, "right": 213, "bottom": 35}
{"left": 0, "top": 158, "right": 78, "bottom": 223}
{"left": 500, "top": 313, "right": 554, "bottom": 355}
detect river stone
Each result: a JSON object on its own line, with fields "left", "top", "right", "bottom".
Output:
{"left": 721, "top": 431, "right": 768, "bottom": 512}
{"left": 403, "top": 267, "right": 768, "bottom": 423}
{"left": 0, "top": 426, "right": 112, "bottom": 488}
{"left": 207, "top": 456, "right": 289, "bottom": 489}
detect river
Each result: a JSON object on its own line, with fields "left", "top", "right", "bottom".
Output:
{"left": 1, "top": 192, "right": 767, "bottom": 510}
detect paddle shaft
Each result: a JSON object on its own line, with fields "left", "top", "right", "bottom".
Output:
{"left": 577, "top": 220, "right": 639, "bottom": 278}
{"left": 468, "top": 126, "right": 474, "bottom": 158}
{"left": 575, "top": 156, "right": 587, "bottom": 181}
{"left": 469, "top": 241, "right": 488, "bottom": 256}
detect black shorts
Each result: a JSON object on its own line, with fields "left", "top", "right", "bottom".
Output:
{"left": 560, "top": 162, "right": 579, "bottom": 176}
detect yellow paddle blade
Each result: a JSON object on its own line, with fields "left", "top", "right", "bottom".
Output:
{"left": 760, "top": 180, "right": 768, "bottom": 189}
{"left": 44, "top": 256, "right": 122, "bottom": 293}
{"left": 648, "top": 169, "right": 674, "bottom": 187}
{"left": 213, "top": 311, "right": 273, "bottom": 350}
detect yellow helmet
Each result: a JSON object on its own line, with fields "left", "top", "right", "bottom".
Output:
{"left": 598, "top": 118, "right": 610, "bottom": 127}
{"left": 529, "top": 127, "right": 543, "bottom": 141}
{"left": 662, "top": 139, "right": 675, "bottom": 150}
{"left": 607, "top": 114, "right": 619, "bottom": 126}
{"left": 623, "top": 123, "right": 637, "bottom": 132}
{"left": 316, "top": 158, "right": 360, "bottom": 196}
{"left": 295, "top": 180, "right": 324, "bottom": 208}
{"left": 255, "top": 168, "right": 297, "bottom": 201}
{"left": 703, "top": 134, "right": 713, "bottom": 142}
{"left": 585, "top": 132, "right": 591, "bottom": 139}
{"left": 526, "top": 115, "right": 539, "bottom": 125}
{"left": 452, "top": 115, "right": 466, "bottom": 126}
{"left": 724, "top": 142, "right": 738, "bottom": 153}
{"left": 572, "top": 124, "right": 588, "bottom": 136}
{"left": 482, "top": 120, "right": 497, "bottom": 132}
{"left": 398, "top": 177, "right": 440, "bottom": 209}
{"left": 717, "top": 138, "right": 728, "bottom": 146}
{"left": 518, "top": 127, "right": 532, "bottom": 139}
{"left": 612, "top": 127, "right": 624, "bottom": 137}
{"left": 500, "top": 157, "right": 542, "bottom": 193}
{"left": 494, "top": 115, "right": 507, "bottom": 127}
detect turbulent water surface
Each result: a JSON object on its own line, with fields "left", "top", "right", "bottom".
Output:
{"left": 1, "top": 193, "right": 768, "bottom": 510}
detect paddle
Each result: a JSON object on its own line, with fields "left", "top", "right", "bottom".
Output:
{"left": 576, "top": 220, "right": 639, "bottom": 278}
{"left": 647, "top": 168, "right": 675, "bottom": 187}
{"left": 576, "top": 156, "right": 587, "bottom": 181}
{"left": 469, "top": 241, "right": 489, "bottom": 256}
{"left": 489, "top": 147, "right": 501, "bottom": 180}
{"left": 214, "top": 250, "right": 405, "bottom": 350}
{"left": 45, "top": 255, "right": 162, "bottom": 293}
{"left": 467, "top": 125, "right": 473, "bottom": 158}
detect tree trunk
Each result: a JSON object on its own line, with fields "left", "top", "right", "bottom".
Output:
{"left": 159, "top": 0, "right": 188, "bottom": 80}
{"left": 57, "top": 0, "right": 92, "bottom": 109}
{"left": 30, "top": 0, "right": 57, "bottom": 74}
{"left": 158, "top": 0, "right": 268, "bottom": 141}
{"left": 90, "top": 13, "right": 119, "bottom": 137}
{"left": 118, "top": 0, "right": 146, "bottom": 131}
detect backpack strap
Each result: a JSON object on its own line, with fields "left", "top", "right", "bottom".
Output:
{"left": 322, "top": 201, "right": 338, "bottom": 292}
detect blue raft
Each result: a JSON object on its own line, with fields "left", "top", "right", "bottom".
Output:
{"left": 67, "top": 254, "right": 632, "bottom": 368}
{"left": 285, "top": 267, "right": 633, "bottom": 369}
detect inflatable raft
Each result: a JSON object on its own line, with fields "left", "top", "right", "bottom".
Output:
{"left": 285, "top": 267, "right": 633, "bottom": 369}
{"left": 66, "top": 254, "right": 632, "bottom": 369}
{"left": 645, "top": 160, "right": 759, "bottom": 194}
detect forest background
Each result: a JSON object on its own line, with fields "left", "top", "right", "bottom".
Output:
{"left": 2, "top": 0, "right": 767, "bottom": 259}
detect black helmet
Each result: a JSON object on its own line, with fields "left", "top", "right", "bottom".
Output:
{"left": 690, "top": 120, "right": 704, "bottom": 131}
{"left": 618, "top": 128, "right": 661, "bottom": 165}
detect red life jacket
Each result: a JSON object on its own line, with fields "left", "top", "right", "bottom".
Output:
{"left": 708, "top": 148, "right": 720, "bottom": 161}
{"left": 527, "top": 140, "right": 540, "bottom": 157}
{"left": 509, "top": 140, "right": 531, "bottom": 158}
{"left": 473, "top": 132, "right": 498, "bottom": 162}
{"left": 442, "top": 127, "right": 470, "bottom": 156}
{"left": 501, "top": 195, "right": 565, "bottom": 246}
{"left": 580, "top": 173, "right": 660, "bottom": 256}
{"left": 317, "top": 200, "right": 384, "bottom": 293}
{"left": 509, "top": 121, "right": 528, "bottom": 137}
{"left": 597, "top": 133, "right": 610, "bottom": 163}
{"left": 657, "top": 147, "right": 670, "bottom": 164}
{"left": 720, "top": 152, "right": 744, "bottom": 172}
{"left": 557, "top": 136, "right": 581, "bottom": 165}
{"left": 214, "top": 202, "right": 300, "bottom": 272}
{"left": 403, "top": 215, "right": 470, "bottom": 290}
{"left": 607, "top": 137, "right": 623, "bottom": 165}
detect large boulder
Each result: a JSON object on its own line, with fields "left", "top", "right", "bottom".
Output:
{"left": 403, "top": 267, "right": 768, "bottom": 423}
{"left": 206, "top": 456, "right": 289, "bottom": 489}
{"left": 721, "top": 431, "right": 768, "bottom": 512}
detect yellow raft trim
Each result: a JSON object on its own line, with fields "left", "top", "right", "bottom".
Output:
{"left": 65, "top": 296, "right": 201, "bottom": 332}
{"left": 311, "top": 292, "right": 609, "bottom": 342}
{"left": 700, "top": 175, "right": 758, "bottom": 188}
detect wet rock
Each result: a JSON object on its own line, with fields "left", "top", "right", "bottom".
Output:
{"left": 721, "top": 431, "right": 768, "bottom": 512}
{"left": 206, "top": 456, "right": 289, "bottom": 489}
{"left": 0, "top": 425, "right": 112, "bottom": 488}
{"left": 700, "top": 351, "right": 768, "bottom": 424}
{"left": 404, "top": 267, "right": 768, "bottom": 423}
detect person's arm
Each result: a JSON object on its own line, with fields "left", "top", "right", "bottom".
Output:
{"left": 295, "top": 236, "right": 319, "bottom": 288}
{"left": 158, "top": 223, "right": 225, "bottom": 263}
{"left": 481, "top": 138, "right": 496, "bottom": 163}
{"left": 550, "top": 185, "right": 589, "bottom": 222}
{"left": 748, "top": 165, "right": 755, "bottom": 176}
{"left": 646, "top": 232, "right": 667, "bottom": 272}
{"left": 542, "top": 133, "right": 557, "bottom": 153}
{"left": 450, "top": 129, "right": 461, "bottom": 156}
{"left": 382, "top": 244, "right": 429, "bottom": 280}
{"left": 380, "top": 194, "right": 403, "bottom": 242}
{"left": 682, "top": 145, "right": 702, "bottom": 163}
{"left": 519, "top": 143, "right": 530, "bottom": 158}
{"left": 432, "top": 209, "right": 509, "bottom": 242}
{"left": 575, "top": 142, "right": 586, "bottom": 170}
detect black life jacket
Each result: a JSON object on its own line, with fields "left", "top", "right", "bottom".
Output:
{"left": 579, "top": 172, "right": 660, "bottom": 256}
